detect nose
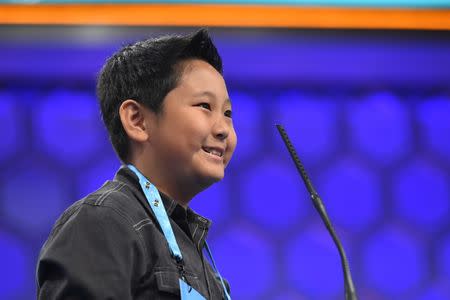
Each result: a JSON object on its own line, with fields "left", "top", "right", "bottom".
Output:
{"left": 213, "top": 116, "right": 230, "bottom": 141}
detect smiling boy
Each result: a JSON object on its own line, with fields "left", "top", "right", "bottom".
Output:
{"left": 37, "top": 29, "right": 236, "bottom": 299}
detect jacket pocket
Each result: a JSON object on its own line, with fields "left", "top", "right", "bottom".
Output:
{"left": 154, "top": 267, "right": 201, "bottom": 296}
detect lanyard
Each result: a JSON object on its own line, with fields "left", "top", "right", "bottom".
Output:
{"left": 205, "top": 242, "right": 231, "bottom": 300}
{"left": 128, "top": 165, "right": 231, "bottom": 300}
{"left": 128, "top": 164, "right": 182, "bottom": 262}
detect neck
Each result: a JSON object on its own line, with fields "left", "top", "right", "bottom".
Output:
{"left": 129, "top": 159, "right": 201, "bottom": 209}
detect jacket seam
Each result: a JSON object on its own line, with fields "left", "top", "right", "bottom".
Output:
{"left": 111, "top": 188, "right": 154, "bottom": 260}
{"left": 94, "top": 182, "right": 126, "bottom": 206}
{"left": 83, "top": 199, "right": 150, "bottom": 266}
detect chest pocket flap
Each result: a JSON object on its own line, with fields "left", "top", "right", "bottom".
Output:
{"left": 155, "top": 268, "right": 202, "bottom": 297}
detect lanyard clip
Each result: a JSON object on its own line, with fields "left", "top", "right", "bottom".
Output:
{"left": 176, "top": 260, "right": 193, "bottom": 292}
{"left": 175, "top": 256, "right": 186, "bottom": 280}
{"left": 177, "top": 263, "right": 186, "bottom": 280}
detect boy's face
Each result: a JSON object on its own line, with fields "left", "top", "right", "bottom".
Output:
{"left": 147, "top": 59, "right": 237, "bottom": 187}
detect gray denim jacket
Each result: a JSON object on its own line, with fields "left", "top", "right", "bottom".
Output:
{"left": 36, "top": 166, "right": 230, "bottom": 299}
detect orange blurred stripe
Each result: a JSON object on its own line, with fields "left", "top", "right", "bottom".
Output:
{"left": 1, "top": 4, "right": 450, "bottom": 30}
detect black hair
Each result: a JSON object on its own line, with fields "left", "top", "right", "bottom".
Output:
{"left": 97, "top": 29, "right": 223, "bottom": 162}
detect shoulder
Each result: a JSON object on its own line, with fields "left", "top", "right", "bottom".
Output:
{"left": 48, "top": 180, "right": 151, "bottom": 244}
{"left": 37, "top": 182, "right": 152, "bottom": 298}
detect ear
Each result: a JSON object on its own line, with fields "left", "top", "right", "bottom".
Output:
{"left": 119, "top": 99, "right": 150, "bottom": 143}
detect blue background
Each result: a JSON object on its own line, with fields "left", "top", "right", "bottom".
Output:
{"left": 0, "top": 27, "right": 450, "bottom": 299}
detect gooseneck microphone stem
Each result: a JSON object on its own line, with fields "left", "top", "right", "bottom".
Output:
{"left": 276, "top": 124, "right": 357, "bottom": 300}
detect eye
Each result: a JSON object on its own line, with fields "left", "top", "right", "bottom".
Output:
{"left": 197, "top": 103, "right": 211, "bottom": 110}
{"left": 224, "top": 110, "right": 232, "bottom": 118}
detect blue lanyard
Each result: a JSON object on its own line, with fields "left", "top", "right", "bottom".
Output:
{"left": 205, "top": 242, "right": 231, "bottom": 300}
{"left": 128, "top": 165, "right": 231, "bottom": 300}
{"left": 128, "top": 165, "right": 183, "bottom": 262}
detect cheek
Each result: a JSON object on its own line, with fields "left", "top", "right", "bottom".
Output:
{"left": 176, "top": 117, "right": 210, "bottom": 150}
{"left": 231, "top": 130, "right": 238, "bottom": 150}
{"left": 227, "top": 130, "right": 238, "bottom": 158}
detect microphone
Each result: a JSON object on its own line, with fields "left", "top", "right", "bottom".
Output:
{"left": 276, "top": 124, "right": 358, "bottom": 300}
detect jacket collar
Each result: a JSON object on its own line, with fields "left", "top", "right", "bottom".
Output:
{"left": 113, "top": 165, "right": 211, "bottom": 228}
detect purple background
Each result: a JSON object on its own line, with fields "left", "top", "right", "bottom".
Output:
{"left": 1, "top": 26, "right": 450, "bottom": 299}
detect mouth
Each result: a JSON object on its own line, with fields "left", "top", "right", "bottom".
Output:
{"left": 202, "top": 146, "right": 224, "bottom": 158}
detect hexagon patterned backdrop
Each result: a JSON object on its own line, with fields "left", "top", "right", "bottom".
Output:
{"left": 1, "top": 85, "right": 449, "bottom": 300}
{"left": 1, "top": 26, "right": 450, "bottom": 300}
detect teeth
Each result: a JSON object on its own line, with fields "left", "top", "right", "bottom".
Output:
{"left": 211, "top": 149, "right": 221, "bottom": 157}
{"left": 204, "top": 147, "right": 223, "bottom": 157}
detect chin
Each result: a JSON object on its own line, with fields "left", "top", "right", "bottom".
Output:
{"left": 196, "top": 170, "right": 224, "bottom": 187}
{"left": 207, "top": 172, "right": 224, "bottom": 183}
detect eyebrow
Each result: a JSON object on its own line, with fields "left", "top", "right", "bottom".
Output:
{"left": 194, "top": 91, "right": 232, "bottom": 105}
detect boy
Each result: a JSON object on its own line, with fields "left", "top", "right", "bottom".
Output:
{"left": 36, "top": 29, "right": 236, "bottom": 299}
